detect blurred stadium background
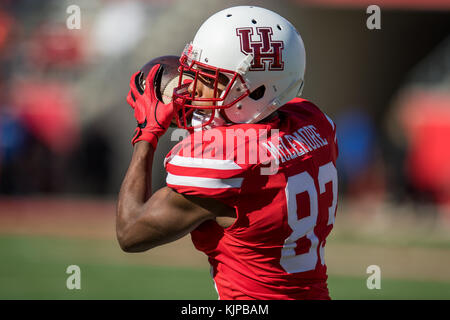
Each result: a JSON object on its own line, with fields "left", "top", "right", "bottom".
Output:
{"left": 0, "top": 0, "right": 450, "bottom": 299}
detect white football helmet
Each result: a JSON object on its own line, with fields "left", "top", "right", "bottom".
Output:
{"left": 172, "top": 6, "right": 306, "bottom": 130}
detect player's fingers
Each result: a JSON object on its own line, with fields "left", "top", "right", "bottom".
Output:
{"left": 134, "top": 101, "right": 146, "bottom": 124}
{"left": 129, "top": 71, "right": 140, "bottom": 88}
{"left": 145, "top": 64, "right": 162, "bottom": 99}
{"left": 126, "top": 90, "right": 136, "bottom": 108}
{"left": 129, "top": 71, "right": 144, "bottom": 97}
{"left": 155, "top": 101, "right": 175, "bottom": 130}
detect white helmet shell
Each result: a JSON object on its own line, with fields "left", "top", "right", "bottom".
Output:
{"left": 191, "top": 6, "right": 306, "bottom": 124}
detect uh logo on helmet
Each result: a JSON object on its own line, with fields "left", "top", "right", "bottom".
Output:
{"left": 236, "top": 27, "right": 284, "bottom": 71}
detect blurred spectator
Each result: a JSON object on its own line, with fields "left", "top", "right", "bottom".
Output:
{"left": 386, "top": 35, "right": 450, "bottom": 223}
{"left": 0, "top": 9, "right": 14, "bottom": 54}
{"left": 70, "top": 125, "right": 113, "bottom": 195}
{"left": 27, "top": 23, "right": 85, "bottom": 70}
{"left": 10, "top": 79, "right": 80, "bottom": 155}
{"left": 336, "top": 109, "right": 386, "bottom": 203}
{"left": 91, "top": 0, "right": 146, "bottom": 58}
{"left": 396, "top": 89, "right": 450, "bottom": 220}
{"left": 0, "top": 77, "right": 80, "bottom": 194}
{"left": 0, "top": 108, "right": 27, "bottom": 190}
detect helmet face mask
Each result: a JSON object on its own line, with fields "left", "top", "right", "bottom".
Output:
{"left": 173, "top": 43, "right": 251, "bottom": 130}
{"left": 172, "top": 6, "right": 306, "bottom": 131}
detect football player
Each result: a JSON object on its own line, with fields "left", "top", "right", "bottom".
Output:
{"left": 117, "top": 6, "right": 339, "bottom": 300}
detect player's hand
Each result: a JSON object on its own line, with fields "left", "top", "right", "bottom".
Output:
{"left": 126, "top": 64, "right": 175, "bottom": 148}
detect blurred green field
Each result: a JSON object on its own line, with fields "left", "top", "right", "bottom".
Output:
{"left": 1, "top": 234, "right": 449, "bottom": 300}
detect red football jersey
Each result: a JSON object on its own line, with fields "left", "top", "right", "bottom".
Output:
{"left": 165, "top": 98, "right": 339, "bottom": 300}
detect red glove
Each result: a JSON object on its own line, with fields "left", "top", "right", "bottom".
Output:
{"left": 126, "top": 64, "right": 175, "bottom": 148}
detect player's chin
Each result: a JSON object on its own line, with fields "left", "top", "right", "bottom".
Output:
{"left": 194, "top": 108, "right": 212, "bottom": 115}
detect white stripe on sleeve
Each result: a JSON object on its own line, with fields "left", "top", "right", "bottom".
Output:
{"left": 166, "top": 173, "right": 243, "bottom": 189}
{"left": 325, "top": 114, "right": 335, "bottom": 131}
{"left": 168, "top": 155, "right": 242, "bottom": 170}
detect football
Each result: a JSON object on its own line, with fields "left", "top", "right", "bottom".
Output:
{"left": 140, "top": 55, "right": 185, "bottom": 104}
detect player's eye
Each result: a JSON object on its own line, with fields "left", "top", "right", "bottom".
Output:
{"left": 199, "top": 74, "right": 215, "bottom": 86}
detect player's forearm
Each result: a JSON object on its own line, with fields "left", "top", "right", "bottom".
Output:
{"left": 116, "top": 141, "right": 154, "bottom": 250}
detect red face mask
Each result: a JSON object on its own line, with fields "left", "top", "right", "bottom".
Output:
{"left": 172, "top": 46, "right": 251, "bottom": 131}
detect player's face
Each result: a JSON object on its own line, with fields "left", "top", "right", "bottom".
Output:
{"left": 187, "top": 68, "right": 229, "bottom": 108}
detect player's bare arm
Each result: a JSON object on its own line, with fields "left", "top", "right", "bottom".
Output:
{"left": 116, "top": 141, "right": 235, "bottom": 252}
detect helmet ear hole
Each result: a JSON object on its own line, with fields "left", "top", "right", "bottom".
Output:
{"left": 249, "top": 85, "right": 266, "bottom": 100}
